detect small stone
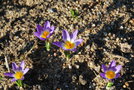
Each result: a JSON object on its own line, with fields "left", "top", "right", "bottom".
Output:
{"left": 129, "top": 18, "right": 134, "bottom": 25}
{"left": 72, "top": 75, "right": 77, "bottom": 82}
{"left": 75, "top": 55, "right": 79, "bottom": 59}
{"left": 86, "top": 45, "right": 90, "bottom": 49}
{"left": 75, "top": 64, "right": 79, "bottom": 69}
{"left": 120, "top": 26, "right": 124, "bottom": 29}
{"left": 123, "top": 85, "right": 127, "bottom": 88}
{"left": 48, "top": 9, "right": 54, "bottom": 13}
{"left": 125, "top": 82, "right": 129, "bottom": 87}
{"left": 92, "top": 24, "right": 96, "bottom": 27}
{"left": 106, "top": 86, "right": 116, "bottom": 90}
{"left": 48, "top": 8, "right": 57, "bottom": 13}
{"left": 68, "top": 64, "right": 72, "bottom": 69}
{"left": 79, "top": 75, "right": 87, "bottom": 85}
{"left": 54, "top": 53, "right": 57, "bottom": 56}
{"left": 116, "top": 38, "right": 119, "bottom": 42}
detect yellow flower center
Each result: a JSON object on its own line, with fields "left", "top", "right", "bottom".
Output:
{"left": 40, "top": 31, "right": 50, "bottom": 38}
{"left": 64, "top": 41, "right": 75, "bottom": 49}
{"left": 105, "top": 70, "right": 116, "bottom": 79}
{"left": 14, "top": 71, "right": 24, "bottom": 80}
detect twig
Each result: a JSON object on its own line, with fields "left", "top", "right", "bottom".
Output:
{"left": 5, "top": 56, "right": 10, "bottom": 72}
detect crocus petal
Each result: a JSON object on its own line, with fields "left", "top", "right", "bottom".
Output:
{"left": 110, "top": 67, "right": 117, "bottom": 72}
{"left": 47, "top": 33, "right": 53, "bottom": 39}
{"left": 34, "top": 32, "right": 41, "bottom": 38}
{"left": 74, "top": 39, "right": 83, "bottom": 46}
{"left": 50, "top": 26, "right": 55, "bottom": 32}
{"left": 101, "top": 64, "right": 107, "bottom": 72}
{"left": 109, "top": 60, "right": 116, "bottom": 68}
{"left": 69, "top": 48, "right": 76, "bottom": 51}
{"left": 12, "top": 62, "right": 18, "bottom": 71}
{"left": 115, "top": 65, "right": 122, "bottom": 73}
{"left": 44, "top": 21, "right": 50, "bottom": 28}
{"left": 4, "top": 73, "right": 14, "bottom": 77}
{"left": 53, "top": 42, "right": 63, "bottom": 48}
{"left": 39, "top": 37, "right": 46, "bottom": 40}
{"left": 62, "top": 30, "right": 70, "bottom": 41}
{"left": 20, "top": 61, "right": 25, "bottom": 70}
{"left": 100, "top": 73, "right": 106, "bottom": 79}
{"left": 23, "top": 68, "right": 29, "bottom": 75}
{"left": 115, "top": 73, "right": 120, "bottom": 78}
{"left": 71, "top": 30, "right": 78, "bottom": 41}
{"left": 45, "top": 27, "right": 53, "bottom": 34}
{"left": 36, "top": 24, "right": 43, "bottom": 33}
{"left": 46, "top": 35, "right": 51, "bottom": 39}
{"left": 16, "top": 67, "right": 23, "bottom": 71}
{"left": 34, "top": 32, "right": 46, "bottom": 40}
{"left": 11, "top": 78, "right": 17, "bottom": 82}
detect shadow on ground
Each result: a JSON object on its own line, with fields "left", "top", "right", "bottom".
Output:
{"left": 23, "top": 43, "right": 96, "bottom": 90}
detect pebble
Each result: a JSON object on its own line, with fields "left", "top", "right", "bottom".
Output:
{"left": 68, "top": 64, "right": 72, "bottom": 69}
{"left": 116, "top": 38, "right": 119, "bottom": 42}
{"left": 129, "top": 19, "right": 134, "bottom": 25}
{"left": 106, "top": 86, "right": 116, "bottom": 90}
{"left": 79, "top": 75, "right": 87, "bottom": 85}
{"left": 75, "top": 64, "right": 79, "bottom": 69}
{"left": 92, "top": 23, "right": 96, "bottom": 27}
{"left": 120, "top": 26, "right": 124, "bottom": 29}
{"left": 75, "top": 55, "right": 79, "bottom": 59}
{"left": 48, "top": 8, "right": 54, "bottom": 13}
{"left": 86, "top": 45, "right": 90, "bottom": 49}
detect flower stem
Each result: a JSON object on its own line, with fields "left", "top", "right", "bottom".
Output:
{"left": 16, "top": 80, "right": 23, "bottom": 87}
{"left": 106, "top": 82, "right": 114, "bottom": 88}
{"left": 45, "top": 41, "right": 50, "bottom": 51}
{"left": 64, "top": 51, "right": 70, "bottom": 61}
{"left": 0, "top": 76, "right": 2, "bottom": 80}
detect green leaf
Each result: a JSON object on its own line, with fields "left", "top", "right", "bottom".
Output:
{"left": 70, "top": 9, "right": 75, "bottom": 16}
{"left": 16, "top": 80, "right": 23, "bottom": 87}
{"left": 70, "top": 9, "right": 79, "bottom": 18}
{"left": 106, "top": 82, "right": 114, "bottom": 88}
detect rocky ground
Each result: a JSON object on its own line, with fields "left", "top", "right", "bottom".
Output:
{"left": 0, "top": 0, "right": 134, "bottom": 90}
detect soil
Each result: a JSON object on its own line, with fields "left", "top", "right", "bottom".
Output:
{"left": 0, "top": 0, "right": 134, "bottom": 90}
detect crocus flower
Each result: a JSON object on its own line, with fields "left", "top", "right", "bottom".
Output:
{"left": 34, "top": 21, "right": 55, "bottom": 40}
{"left": 4, "top": 61, "right": 29, "bottom": 82}
{"left": 100, "top": 60, "right": 122, "bottom": 80}
{"left": 53, "top": 30, "right": 83, "bottom": 51}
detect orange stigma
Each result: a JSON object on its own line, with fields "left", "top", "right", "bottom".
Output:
{"left": 64, "top": 41, "right": 75, "bottom": 49}
{"left": 14, "top": 71, "right": 24, "bottom": 79}
{"left": 40, "top": 31, "right": 50, "bottom": 38}
{"left": 105, "top": 70, "right": 116, "bottom": 79}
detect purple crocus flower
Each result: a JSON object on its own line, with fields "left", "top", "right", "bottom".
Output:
{"left": 100, "top": 60, "right": 122, "bottom": 80}
{"left": 4, "top": 61, "right": 29, "bottom": 82}
{"left": 53, "top": 30, "right": 83, "bottom": 51}
{"left": 34, "top": 21, "right": 55, "bottom": 40}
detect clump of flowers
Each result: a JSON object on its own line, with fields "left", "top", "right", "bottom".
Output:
{"left": 53, "top": 30, "right": 83, "bottom": 60}
{"left": 100, "top": 60, "right": 122, "bottom": 88}
{"left": 34, "top": 21, "right": 55, "bottom": 51}
{"left": 4, "top": 61, "right": 29, "bottom": 87}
